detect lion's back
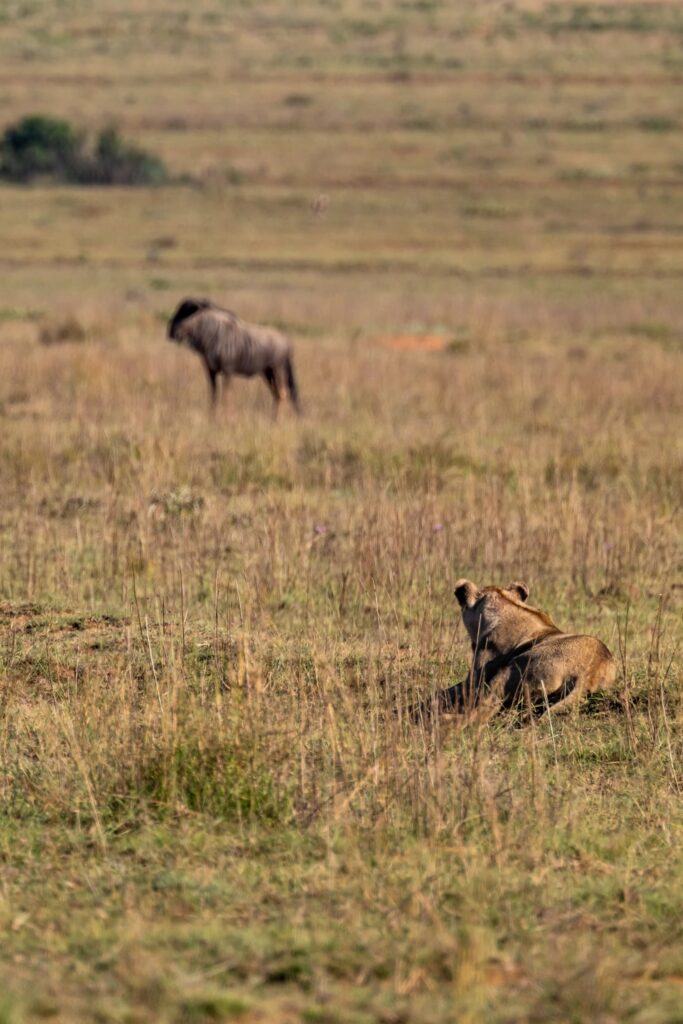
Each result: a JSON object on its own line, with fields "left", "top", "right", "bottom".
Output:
{"left": 525, "top": 633, "right": 617, "bottom": 699}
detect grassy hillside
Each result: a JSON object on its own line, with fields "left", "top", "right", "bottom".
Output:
{"left": 0, "top": 2, "right": 681, "bottom": 1022}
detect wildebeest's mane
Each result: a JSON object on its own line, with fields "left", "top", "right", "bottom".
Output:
{"left": 168, "top": 297, "right": 210, "bottom": 338}
{"left": 167, "top": 297, "right": 240, "bottom": 338}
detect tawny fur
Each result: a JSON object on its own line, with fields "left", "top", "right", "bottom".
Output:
{"left": 419, "top": 579, "right": 616, "bottom": 722}
{"left": 167, "top": 297, "right": 300, "bottom": 414}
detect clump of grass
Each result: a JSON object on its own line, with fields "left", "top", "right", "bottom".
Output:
{"left": 148, "top": 487, "right": 205, "bottom": 521}
{"left": 0, "top": 306, "right": 40, "bottom": 323}
{"left": 637, "top": 116, "right": 678, "bottom": 133}
{"left": 130, "top": 738, "right": 290, "bottom": 824}
{"left": 148, "top": 276, "right": 173, "bottom": 291}
{"left": 284, "top": 93, "right": 313, "bottom": 107}
{"left": 445, "top": 331, "right": 470, "bottom": 355}
{"left": 179, "top": 992, "right": 251, "bottom": 1020}
{"left": 39, "top": 313, "right": 88, "bottom": 345}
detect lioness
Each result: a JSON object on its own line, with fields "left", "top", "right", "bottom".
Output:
{"left": 421, "top": 579, "right": 616, "bottom": 721}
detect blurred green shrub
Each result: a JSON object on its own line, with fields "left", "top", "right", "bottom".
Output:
{"left": 90, "top": 124, "right": 167, "bottom": 184}
{"left": 0, "top": 115, "right": 83, "bottom": 182}
{"left": 0, "top": 115, "right": 167, "bottom": 185}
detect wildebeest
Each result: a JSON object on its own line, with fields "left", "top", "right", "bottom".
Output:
{"left": 167, "top": 298, "right": 300, "bottom": 414}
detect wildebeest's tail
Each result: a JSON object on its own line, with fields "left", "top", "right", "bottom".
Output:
{"left": 285, "top": 354, "right": 300, "bottom": 412}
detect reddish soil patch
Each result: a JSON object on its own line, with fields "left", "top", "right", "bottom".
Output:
{"left": 377, "top": 334, "right": 447, "bottom": 352}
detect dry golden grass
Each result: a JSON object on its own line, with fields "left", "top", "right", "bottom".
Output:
{"left": 0, "top": 2, "right": 682, "bottom": 1022}
{"left": 0, "top": 306, "right": 681, "bottom": 1023}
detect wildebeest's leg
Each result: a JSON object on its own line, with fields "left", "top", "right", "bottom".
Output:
{"left": 284, "top": 355, "right": 300, "bottom": 413}
{"left": 263, "top": 367, "right": 282, "bottom": 417}
{"left": 205, "top": 366, "right": 218, "bottom": 411}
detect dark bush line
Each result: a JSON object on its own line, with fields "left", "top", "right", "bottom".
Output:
{"left": 0, "top": 115, "right": 167, "bottom": 185}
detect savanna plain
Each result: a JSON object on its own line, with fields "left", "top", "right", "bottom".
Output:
{"left": 0, "top": 2, "right": 682, "bottom": 1021}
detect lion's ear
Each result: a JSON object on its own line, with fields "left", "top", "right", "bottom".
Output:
{"left": 454, "top": 579, "right": 479, "bottom": 609}
{"left": 508, "top": 581, "right": 530, "bottom": 603}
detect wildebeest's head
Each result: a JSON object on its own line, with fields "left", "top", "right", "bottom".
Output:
{"left": 167, "top": 297, "right": 213, "bottom": 342}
